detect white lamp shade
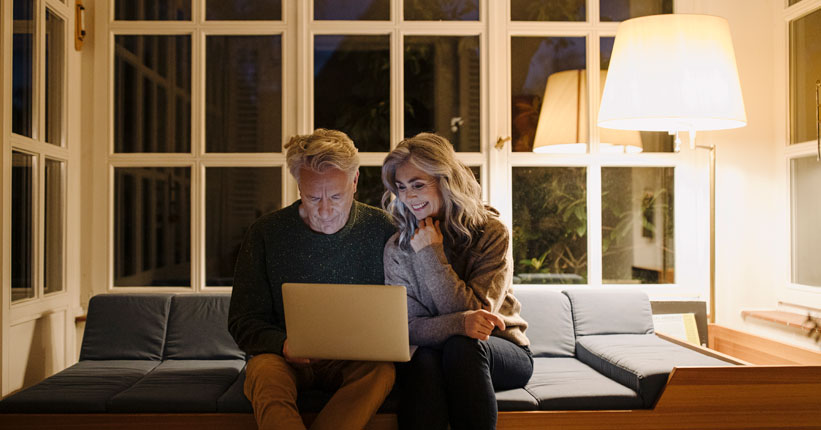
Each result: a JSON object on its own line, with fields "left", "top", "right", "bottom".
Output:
{"left": 533, "top": 69, "right": 642, "bottom": 153}
{"left": 598, "top": 14, "right": 746, "bottom": 132}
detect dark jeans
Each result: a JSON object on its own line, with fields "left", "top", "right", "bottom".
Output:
{"left": 397, "top": 335, "right": 533, "bottom": 430}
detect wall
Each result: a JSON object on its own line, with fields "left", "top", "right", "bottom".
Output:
{"left": 691, "top": 0, "right": 820, "bottom": 350}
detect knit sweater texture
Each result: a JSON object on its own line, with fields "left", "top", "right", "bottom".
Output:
{"left": 383, "top": 216, "right": 529, "bottom": 348}
{"left": 228, "top": 200, "right": 396, "bottom": 357}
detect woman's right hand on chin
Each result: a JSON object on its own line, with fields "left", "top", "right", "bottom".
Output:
{"left": 410, "top": 217, "right": 444, "bottom": 252}
{"left": 464, "top": 309, "right": 506, "bottom": 341}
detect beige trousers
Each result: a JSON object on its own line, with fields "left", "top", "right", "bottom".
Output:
{"left": 244, "top": 354, "right": 395, "bottom": 430}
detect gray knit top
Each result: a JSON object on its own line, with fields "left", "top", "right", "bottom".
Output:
{"left": 383, "top": 216, "right": 529, "bottom": 347}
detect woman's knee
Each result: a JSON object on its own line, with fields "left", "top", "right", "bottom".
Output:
{"left": 441, "top": 336, "right": 488, "bottom": 370}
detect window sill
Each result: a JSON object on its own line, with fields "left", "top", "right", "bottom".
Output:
{"left": 741, "top": 309, "right": 819, "bottom": 334}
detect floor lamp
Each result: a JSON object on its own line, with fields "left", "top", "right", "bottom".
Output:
{"left": 597, "top": 14, "right": 747, "bottom": 323}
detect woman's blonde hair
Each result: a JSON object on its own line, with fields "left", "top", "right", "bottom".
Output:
{"left": 285, "top": 129, "right": 359, "bottom": 182}
{"left": 382, "top": 133, "right": 494, "bottom": 251}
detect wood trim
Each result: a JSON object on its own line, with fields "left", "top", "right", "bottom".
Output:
{"left": 654, "top": 332, "right": 749, "bottom": 365}
{"left": 741, "top": 310, "right": 820, "bottom": 334}
{"left": 708, "top": 323, "right": 821, "bottom": 365}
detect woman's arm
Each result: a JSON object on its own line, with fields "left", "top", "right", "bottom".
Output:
{"left": 411, "top": 220, "right": 511, "bottom": 315}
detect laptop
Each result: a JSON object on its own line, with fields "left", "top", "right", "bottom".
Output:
{"left": 282, "top": 283, "right": 411, "bottom": 362}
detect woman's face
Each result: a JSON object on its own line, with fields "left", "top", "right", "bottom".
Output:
{"left": 394, "top": 162, "right": 443, "bottom": 221}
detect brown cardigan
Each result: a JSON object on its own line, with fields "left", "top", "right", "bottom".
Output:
{"left": 383, "top": 216, "right": 529, "bottom": 347}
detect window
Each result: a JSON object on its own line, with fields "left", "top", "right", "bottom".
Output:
{"left": 101, "top": 0, "right": 707, "bottom": 294}
{"left": 8, "top": 0, "right": 69, "bottom": 302}
{"left": 787, "top": 3, "right": 821, "bottom": 290}
{"left": 107, "top": 1, "right": 286, "bottom": 290}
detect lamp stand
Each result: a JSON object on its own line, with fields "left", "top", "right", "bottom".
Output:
{"left": 694, "top": 143, "right": 717, "bottom": 324}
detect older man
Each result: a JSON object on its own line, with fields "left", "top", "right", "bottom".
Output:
{"left": 228, "top": 129, "right": 396, "bottom": 430}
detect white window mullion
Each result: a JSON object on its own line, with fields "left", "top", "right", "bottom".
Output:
{"left": 587, "top": 159, "right": 603, "bottom": 287}
{"left": 487, "top": 0, "right": 511, "bottom": 227}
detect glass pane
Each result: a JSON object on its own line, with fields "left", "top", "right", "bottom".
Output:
{"left": 599, "top": 0, "right": 672, "bottom": 22}
{"left": 206, "top": 167, "right": 282, "bottom": 286}
{"left": 12, "top": 0, "right": 34, "bottom": 137}
{"left": 314, "top": 0, "right": 389, "bottom": 20}
{"left": 206, "top": 0, "right": 281, "bottom": 20}
{"left": 512, "top": 167, "right": 587, "bottom": 284}
{"left": 405, "top": 36, "right": 480, "bottom": 152}
{"left": 511, "top": 0, "right": 585, "bottom": 21}
{"left": 44, "top": 159, "right": 64, "bottom": 295}
{"left": 354, "top": 166, "right": 386, "bottom": 209}
{"left": 315, "top": 35, "right": 390, "bottom": 152}
{"left": 791, "top": 157, "right": 821, "bottom": 286}
{"left": 46, "top": 10, "right": 65, "bottom": 146}
{"left": 789, "top": 8, "right": 821, "bottom": 145}
{"left": 511, "top": 37, "right": 586, "bottom": 152}
{"left": 206, "top": 36, "right": 282, "bottom": 152}
{"left": 12, "top": 152, "right": 34, "bottom": 301}
{"left": 404, "top": 0, "right": 479, "bottom": 20}
{"left": 114, "top": 167, "right": 191, "bottom": 287}
{"left": 115, "top": 35, "right": 191, "bottom": 153}
{"left": 602, "top": 167, "right": 675, "bottom": 284}
{"left": 115, "top": 0, "right": 191, "bottom": 20}
{"left": 600, "top": 37, "right": 673, "bottom": 152}
{"left": 469, "top": 166, "right": 480, "bottom": 186}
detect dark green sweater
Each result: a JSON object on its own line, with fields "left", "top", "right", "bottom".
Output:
{"left": 228, "top": 200, "right": 396, "bottom": 357}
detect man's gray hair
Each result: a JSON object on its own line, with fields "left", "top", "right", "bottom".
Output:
{"left": 284, "top": 129, "right": 360, "bottom": 183}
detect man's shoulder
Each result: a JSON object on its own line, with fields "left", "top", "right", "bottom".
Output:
{"left": 353, "top": 202, "right": 395, "bottom": 230}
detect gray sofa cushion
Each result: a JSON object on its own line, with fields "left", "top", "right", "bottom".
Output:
{"left": 576, "top": 334, "right": 734, "bottom": 407}
{"left": 108, "top": 359, "right": 246, "bottom": 412}
{"left": 525, "top": 357, "right": 642, "bottom": 410}
{"left": 564, "top": 289, "right": 653, "bottom": 336}
{"left": 515, "top": 287, "right": 575, "bottom": 357}
{"left": 164, "top": 294, "right": 245, "bottom": 360}
{"left": 0, "top": 360, "right": 159, "bottom": 413}
{"left": 496, "top": 388, "right": 539, "bottom": 411}
{"left": 217, "top": 369, "right": 253, "bottom": 413}
{"left": 80, "top": 294, "right": 173, "bottom": 361}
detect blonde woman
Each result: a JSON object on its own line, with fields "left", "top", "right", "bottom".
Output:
{"left": 382, "top": 133, "right": 532, "bottom": 430}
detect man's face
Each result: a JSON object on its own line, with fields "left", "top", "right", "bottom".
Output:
{"left": 298, "top": 167, "right": 358, "bottom": 234}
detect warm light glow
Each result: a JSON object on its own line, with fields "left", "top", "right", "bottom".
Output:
{"left": 534, "top": 70, "right": 643, "bottom": 154}
{"left": 598, "top": 14, "right": 746, "bottom": 133}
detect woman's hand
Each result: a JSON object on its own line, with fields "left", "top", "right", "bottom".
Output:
{"left": 464, "top": 310, "right": 506, "bottom": 341}
{"left": 410, "top": 217, "right": 444, "bottom": 252}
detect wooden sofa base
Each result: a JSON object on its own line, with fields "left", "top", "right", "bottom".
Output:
{"left": 3, "top": 365, "right": 819, "bottom": 430}
{"left": 2, "top": 409, "right": 819, "bottom": 430}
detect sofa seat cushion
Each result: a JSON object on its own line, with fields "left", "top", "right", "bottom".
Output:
{"left": 80, "top": 294, "right": 173, "bottom": 361}
{"left": 576, "top": 334, "right": 733, "bottom": 407}
{"left": 108, "top": 359, "right": 246, "bottom": 412}
{"left": 217, "top": 369, "right": 252, "bottom": 413}
{"left": 164, "top": 294, "right": 244, "bottom": 360}
{"left": 0, "top": 360, "right": 159, "bottom": 413}
{"left": 497, "top": 388, "right": 539, "bottom": 411}
{"left": 524, "top": 357, "right": 642, "bottom": 410}
{"left": 514, "top": 287, "right": 576, "bottom": 357}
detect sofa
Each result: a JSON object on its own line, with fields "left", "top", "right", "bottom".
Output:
{"left": 1, "top": 288, "right": 819, "bottom": 430}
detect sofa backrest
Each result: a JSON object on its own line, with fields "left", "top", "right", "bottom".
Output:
{"left": 563, "top": 288, "right": 654, "bottom": 336}
{"left": 163, "top": 294, "right": 245, "bottom": 360}
{"left": 80, "top": 294, "right": 173, "bottom": 361}
{"left": 514, "top": 287, "right": 576, "bottom": 357}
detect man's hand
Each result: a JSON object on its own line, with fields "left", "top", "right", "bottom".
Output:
{"left": 464, "top": 310, "right": 506, "bottom": 341}
{"left": 410, "top": 217, "right": 444, "bottom": 252}
{"left": 283, "top": 339, "right": 310, "bottom": 365}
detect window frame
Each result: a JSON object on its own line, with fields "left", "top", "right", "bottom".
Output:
{"left": 778, "top": 0, "right": 821, "bottom": 309}
{"left": 95, "top": 0, "right": 710, "bottom": 301}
